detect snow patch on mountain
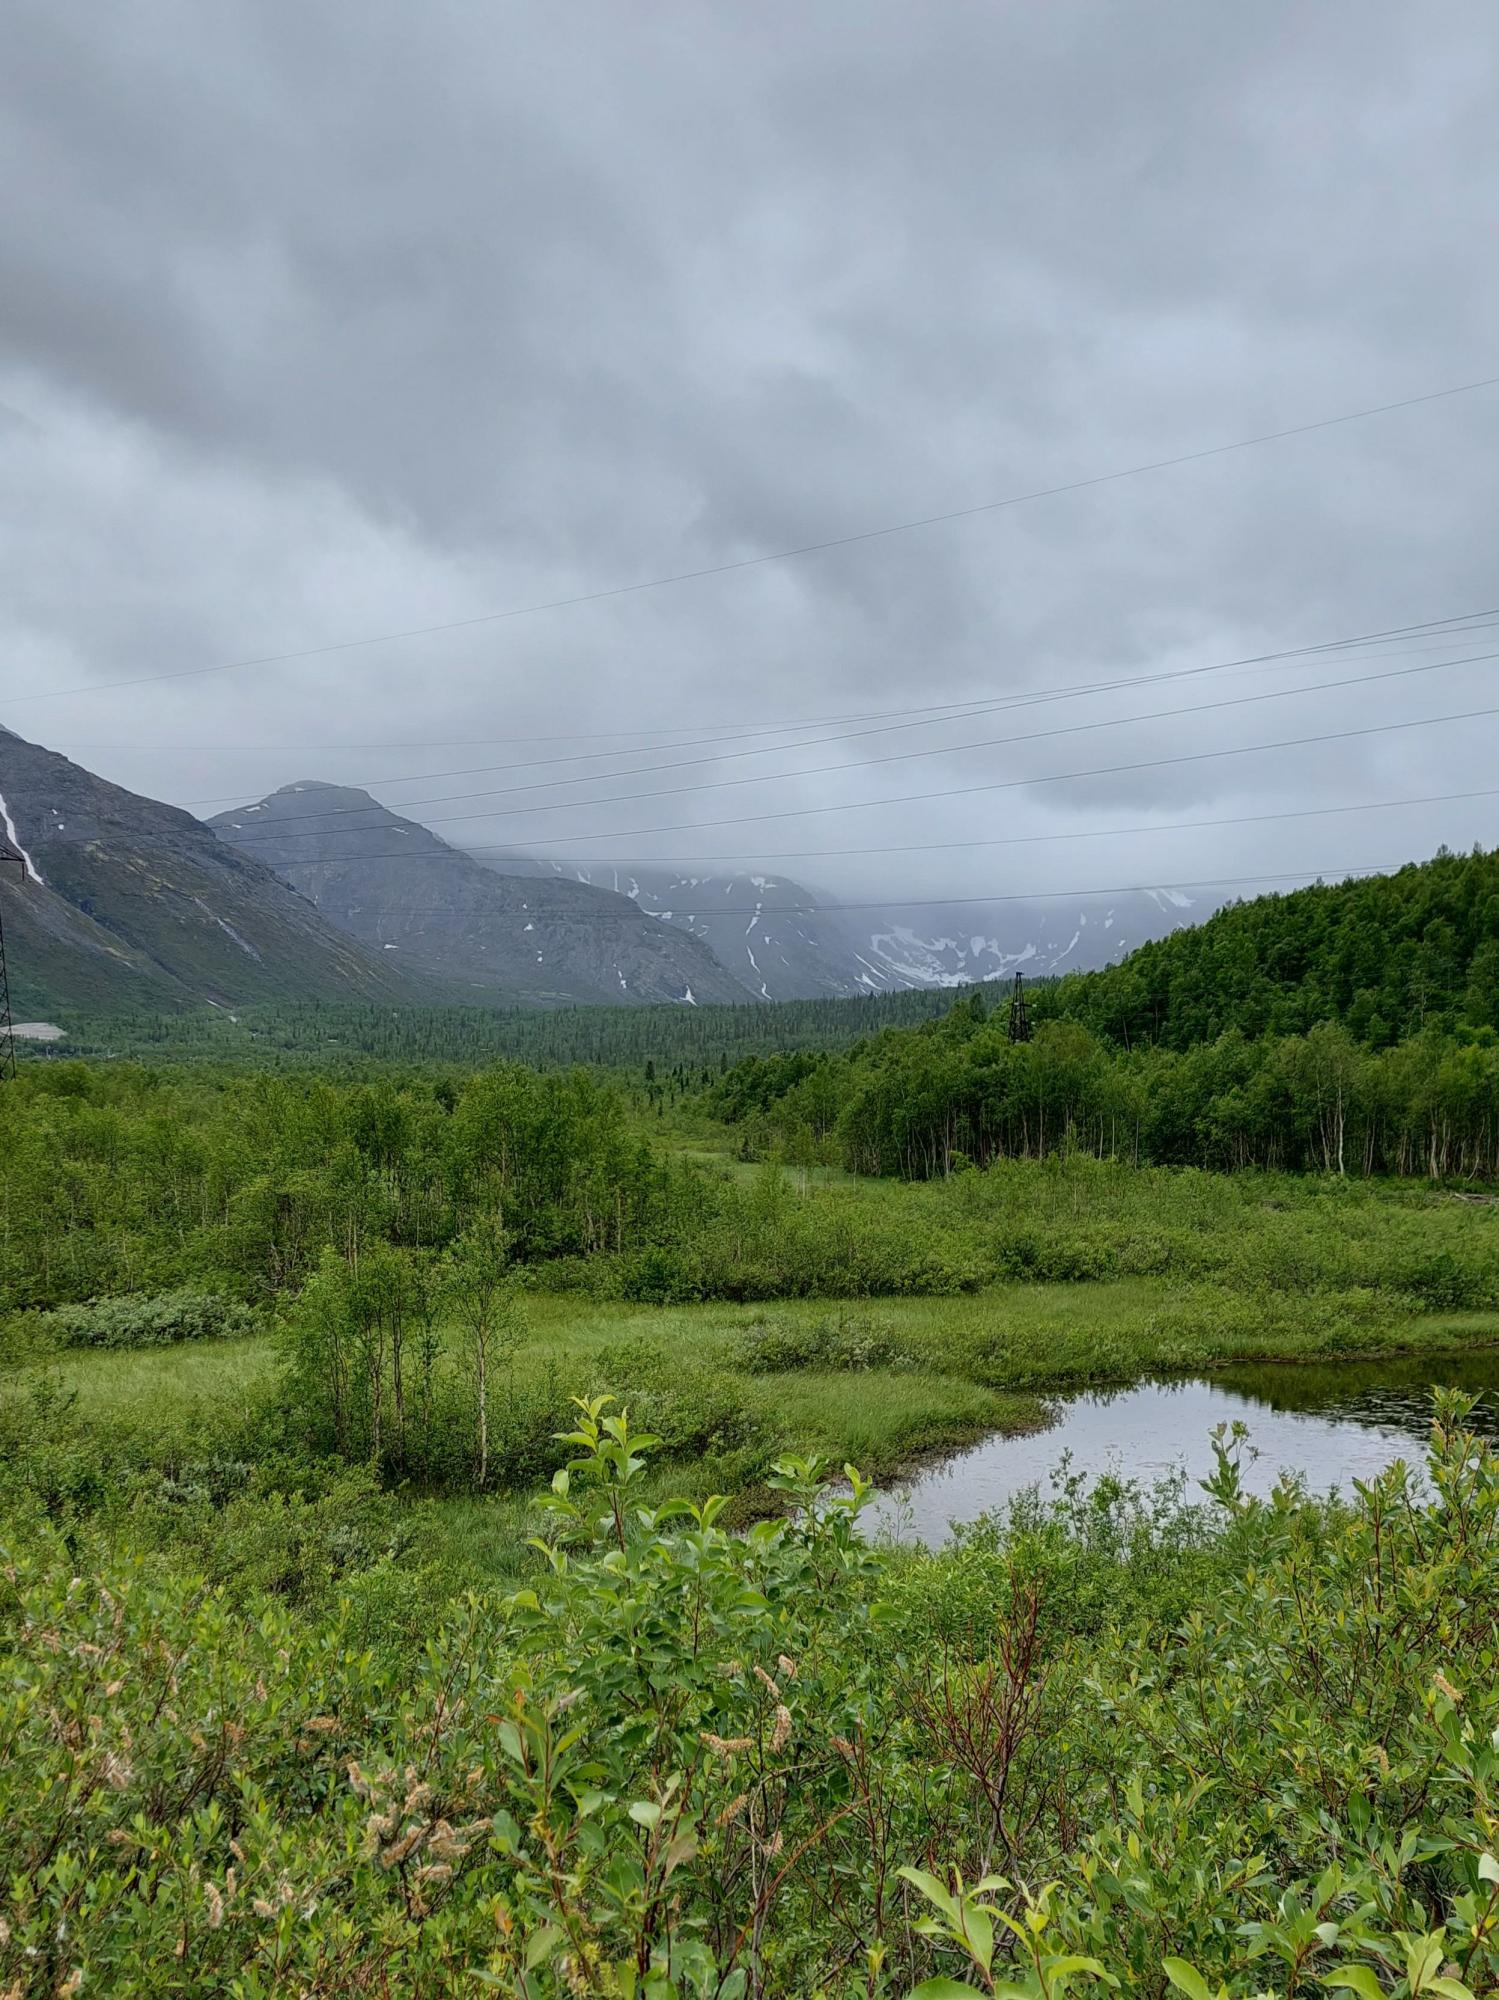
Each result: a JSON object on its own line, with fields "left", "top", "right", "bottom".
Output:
{"left": 472, "top": 850, "right": 1217, "bottom": 1001}
{"left": 0, "top": 783, "right": 43, "bottom": 882}
{"left": 195, "top": 901, "right": 263, "bottom": 961}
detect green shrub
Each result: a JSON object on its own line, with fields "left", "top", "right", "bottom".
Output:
{"left": 39, "top": 1287, "right": 260, "bottom": 1349}
{"left": 618, "top": 1244, "right": 705, "bottom": 1304}
{"left": 736, "top": 1308, "right": 915, "bottom": 1373}
{"left": 0, "top": 1311, "right": 59, "bottom": 1364}
{"left": 5, "top": 1395, "right": 1499, "bottom": 1994}
{"left": 590, "top": 1338, "right": 772, "bottom": 1480}
{"left": 1392, "top": 1245, "right": 1499, "bottom": 1310}
{"left": 993, "top": 1228, "right": 1109, "bottom": 1283}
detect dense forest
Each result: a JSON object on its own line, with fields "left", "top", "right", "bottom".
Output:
{"left": 1044, "top": 846, "right": 1499, "bottom": 1049}
{"left": 701, "top": 851, "right": 1499, "bottom": 1181}
{"left": 708, "top": 1014, "right": 1499, "bottom": 1179}
{"left": 49, "top": 982, "right": 1004, "bottom": 1070}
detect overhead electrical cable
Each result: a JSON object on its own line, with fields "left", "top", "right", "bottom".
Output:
{"left": 220, "top": 647, "right": 1499, "bottom": 844}
{"left": 7, "top": 370, "right": 1499, "bottom": 705}
{"left": 177, "top": 695, "right": 1032, "bottom": 803}
{"left": 643, "top": 783, "right": 1499, "bottom": 866}
{"left": 184, "top": 607, "right": 1499, "bottom": 816}
{"left": 54, "top": 602, "right": 1499, "bottom": 757}
{"left": 366, "top": 783, "right": 1497, "bottom": 873}
{"left": 273, "top": 864, "right": 1416, "bottom": 922}
{"left": 415, "top": 703, "right": 1499, "bottom": 851}
{"left": 212, "top": 704, "right": 1499, "bottom": 863}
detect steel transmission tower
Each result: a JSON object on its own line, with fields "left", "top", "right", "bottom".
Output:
{"left": 1006, "top": 970, "right": 1032, "bottom": 1045}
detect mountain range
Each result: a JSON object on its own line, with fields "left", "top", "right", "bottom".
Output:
{"left": 0, "top": 728, "right": 1209, "bottom": 1017}
{"left": 0, "top": 728, "right": 428, "bottom": 1016}
{"left": 478, "top": 854, "right": 1205, "bottom": 999}
{"left": 207, "top": 784, "right": 749, "bottom": 1006}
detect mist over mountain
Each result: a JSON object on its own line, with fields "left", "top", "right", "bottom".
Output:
{"left": 478, "top": 851, "right": 1208, "bottom": 999}
{"left": 209, "top": 786, "right": 753, "bottom": 1007}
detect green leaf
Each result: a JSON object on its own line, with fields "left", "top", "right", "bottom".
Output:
{"left": 1479, "top": 1852, "right": 1499, "bottom": 1885}
{"left": 1163, "top": 1961, "right": 1214, "bottom": 2000}
{"left": 1322, "top": 1971, "right": 1388, "bottom": 1999}
{"left": 628, "top": 1800, "right": 662, "bottom": 1829}
{"left": 524, "top": 1925, "right": 563, "bottom": 1971}
{"left": 898, "top": 1866, "right": 960, "bottom": 1926}
{"left": 1405, "top": 1934, "right": 1444, "bottom": 1988}
{"left": 962, "top": 1904, "right": 994, "bottom": 1974}
{"left": 1046, "top": 1957, "right": 1117, "bottom": 1986}
{"left": 907, "top": 1982, "right": 987, "bottom": 1998}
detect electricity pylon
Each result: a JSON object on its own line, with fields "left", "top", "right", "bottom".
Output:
{"left": 1006, "top": 969, "right": 1032, "bottom": 1045}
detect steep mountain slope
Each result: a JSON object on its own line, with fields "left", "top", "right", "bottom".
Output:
{"left": 481, "top": 855, "right": 862, "bottom": 1000}
{"left": 210, "top": 786, "right": 752, "bottom": 1007}
{"left": 481, "top": 851, "right": 1207, "bottom": 998}
{"left": 0, "top": 728, "right": 430, "bottom": 1015}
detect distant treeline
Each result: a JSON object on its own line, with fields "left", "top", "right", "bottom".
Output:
{"left": 46, "top": 981, "right": 1010, "bottom": 1070}
{"left": 42, "top": 850, "right": 1499, "bottom": 1076}
{"left": 707, "top": 1010, "right": 1499, "bottom": 1180}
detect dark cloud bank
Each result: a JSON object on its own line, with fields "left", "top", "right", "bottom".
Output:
{"left": 2, "top": 1, "right": 1496, "bottom": 902}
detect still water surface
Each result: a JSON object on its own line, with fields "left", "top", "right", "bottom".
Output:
{"left": 866, "top": 1348, "right": 1499, "bottom": 1547}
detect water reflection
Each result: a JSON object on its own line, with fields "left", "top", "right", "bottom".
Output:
{"left": 866, "top": 1350, "right": 1499, "bottom": 1549}
{"left": 1212, "top": 1349, "right": 1499, "bottom": 1436}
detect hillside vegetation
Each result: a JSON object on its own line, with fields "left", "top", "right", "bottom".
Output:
{"left": 1046, "top": 846, "right": 1499, "bottom": 1048}
{"left": 704, "top": 851, "right": 1499, "bottom": 1181}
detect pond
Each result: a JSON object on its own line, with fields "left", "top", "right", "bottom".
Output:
{"left": 864, "top": 1347, "right": 1499, "bottom": 1547}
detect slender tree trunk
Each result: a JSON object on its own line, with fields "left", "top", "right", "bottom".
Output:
{"left": 475, "top": 1329, "right": 489, "bottom": 1490}
{"left": 391, "top": 1311, "right": 406, "bottom": 1467}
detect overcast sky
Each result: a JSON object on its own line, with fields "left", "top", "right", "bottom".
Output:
{"left": 2, "top": 0, "right": 1497, "bottom": 902}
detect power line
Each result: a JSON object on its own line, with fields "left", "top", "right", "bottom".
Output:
{"left": 255, "top": 864, "right": 1411, "bottom": 922}
{"left": 51, "top": 604, "right": 1499, "bottom": 757}
{"left": 178, "top": 695, "right": 1026, "bottom": 803}
{"left": 436, "top": 702, "right": 1499, "bottom": 850}
{"left": 8, "top": 369, "right": 1499, "bottom": 707}
{"left": 219, "top": 647, "right": 1499, "bottom": 845}
{"left": 184, "top": 607, "right": 1499, "bottom": 817}
{"left": 629, "top": 783, "right": 1499, "bottom": 867}
{"left": 213, "top": 704, "right": 1499, "bottom": 863}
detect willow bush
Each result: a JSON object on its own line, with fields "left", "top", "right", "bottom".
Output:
{"left": 3, "top": 1394, "right": 1499, "bottom": 1995}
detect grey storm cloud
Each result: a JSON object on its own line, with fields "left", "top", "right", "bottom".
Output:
{"left": 1, "top": 0, "right": 1497, "bottom": 902}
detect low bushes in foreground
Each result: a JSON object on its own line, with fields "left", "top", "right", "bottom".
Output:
{"left": 3, "top": 1393, "right": 1499, "bottom": 1994}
